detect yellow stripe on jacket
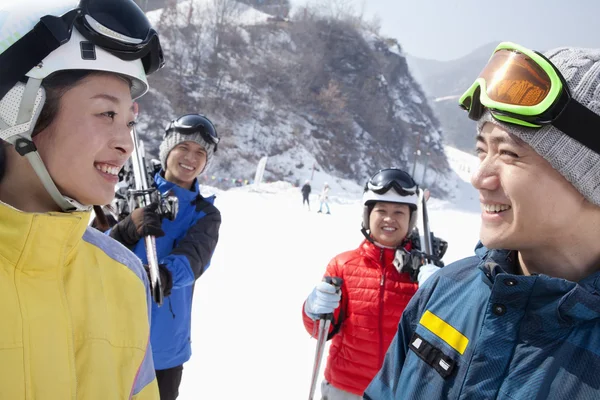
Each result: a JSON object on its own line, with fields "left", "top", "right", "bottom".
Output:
{"left": 420, "top": 310, "right": 469, "bottom": 355}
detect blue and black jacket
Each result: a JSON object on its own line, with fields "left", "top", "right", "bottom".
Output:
{"left": 110, "top": 171, "right": 221, "bottom": 369}
{"left": 365, "top": 242, "right": 600, "bottom": 399}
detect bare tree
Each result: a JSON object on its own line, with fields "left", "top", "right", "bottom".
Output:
{"left": 210, "top": 0, "right": 242, "bottom": 51}
{"left": 314, "top": 0, "right": 356, "bottom": 21}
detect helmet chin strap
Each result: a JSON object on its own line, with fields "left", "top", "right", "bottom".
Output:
{"left": 4, "top": 78, "right": 90, "bottom": 212}
{"left": 6, "top": 134, "right": 90, "bottom": 212}
{"left": 361, "top": 226, "right": 375, "bottom": 244}
{"left": 22, "top": 146, "right": 90, "bottom": 212}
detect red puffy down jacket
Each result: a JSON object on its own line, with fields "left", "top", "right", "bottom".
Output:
{"left": 302, "top": 239, "right": 418, "bottom": 396}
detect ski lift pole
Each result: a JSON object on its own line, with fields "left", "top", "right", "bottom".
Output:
{"left": 308, "top": 277, "right": 343, "bottom": 400}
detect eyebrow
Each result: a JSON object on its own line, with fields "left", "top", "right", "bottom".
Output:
{"left": 178, "top": 143, "right": 207, "bottom": 152}
{"left": 476, "top": 133, "right": 523, "bottom": 147}
{"left": 91, "top": 94, "right": 135, "bottom": 112}
{"left": 91, "top": 93, "right": 120, "bottom": 104}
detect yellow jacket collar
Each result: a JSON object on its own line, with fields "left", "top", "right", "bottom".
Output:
{"left": 0, "top": 201, "right": 91, "bottom": 268}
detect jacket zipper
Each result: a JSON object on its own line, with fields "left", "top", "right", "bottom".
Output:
{"left": 57, "top": 240, "right": 77, "bottom": 400}
{"left": 379, "top": 248, "right": 385, "bottom": 366}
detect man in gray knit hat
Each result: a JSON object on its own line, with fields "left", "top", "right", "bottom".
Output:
{"left": 110, "top": 113, "right": 221, "bottom": 400}
{"left": 365, "top": 43, "right": 600, "bottom": 399}
{"left": 159, "top": 113, "right": 219, "bottom": 189}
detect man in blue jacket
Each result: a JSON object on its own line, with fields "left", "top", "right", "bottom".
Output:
{"left": 109, "top": 114, "right": 222, "bottom": 399}
{"left": 365, "top": 43, "right": 600, "bottom": 399}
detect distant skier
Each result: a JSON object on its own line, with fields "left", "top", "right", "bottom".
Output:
{"left": 302, "top": 168, "right": 442, "bottom": 399}
{"left": 317, "top": 182, "right": 331, "bottom": 214}
{"left": 302, "top": 179, "right": 312, "bottom": 210}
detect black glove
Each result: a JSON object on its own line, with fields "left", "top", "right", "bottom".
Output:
{"left": 131, "top": 203, "right": 165, "bottom": 238}
{"left": 144, "top": 263, "right": 173, "bottom": 298}
{"left": 400, "top": 249, "right": 427, "bottom": 282}
{"left": 110, "top": 203, "right": 165, "bottom": 246}
{"left": 432, "top": 235, "right": 448, "bottom": 262}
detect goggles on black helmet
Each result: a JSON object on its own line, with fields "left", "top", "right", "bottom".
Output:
{"left": 365, "top": 168, "right": 418, "bottom": 196}
{"left": 165, "top": 114, "right": 220, "bottom": 153}
{"left": 0, "top": 0, "right": 164, "bottom": 100}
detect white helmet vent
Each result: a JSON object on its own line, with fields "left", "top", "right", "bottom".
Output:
{"left": 0, "top": 83, "right": 45, "bottom": 142}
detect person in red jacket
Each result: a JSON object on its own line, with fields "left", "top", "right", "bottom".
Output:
{"left": 302, "top": 168, "right": 440, "bottom": 399}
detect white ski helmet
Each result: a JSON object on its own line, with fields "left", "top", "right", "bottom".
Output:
{"left": 0, "top": 0, "right": 164, "bottom": 211}
{"left": 362, "top": 168, "right": 420, "bottom": 236}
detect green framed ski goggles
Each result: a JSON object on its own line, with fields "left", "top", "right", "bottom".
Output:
{"left": 459, "top": 42, "right": 600, "bottom": 153}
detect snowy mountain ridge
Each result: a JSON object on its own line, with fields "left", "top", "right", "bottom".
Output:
{"left": 134, "top": 0, "right": 454, "bottom": 196}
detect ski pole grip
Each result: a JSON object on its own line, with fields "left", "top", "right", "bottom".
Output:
{"left": 324, "top": 276, "right": 343, "bottom": 292}
{"left": 319, "top": 276, "right": 343, "bottom": 321}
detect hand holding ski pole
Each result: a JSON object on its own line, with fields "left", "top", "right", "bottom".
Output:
{"left": 308, "top": 276, "right": 343, "bottom": 400}
{"left": 304, "top": 277, "right": 342, "bottom": 320}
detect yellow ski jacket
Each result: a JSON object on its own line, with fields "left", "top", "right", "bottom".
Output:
{"left": 0, "top": 202, "right": 158, "bottom": 399}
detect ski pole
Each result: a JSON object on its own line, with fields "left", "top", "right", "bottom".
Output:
{"left": 308, "top": 276, "right": 343, "bottom": 400}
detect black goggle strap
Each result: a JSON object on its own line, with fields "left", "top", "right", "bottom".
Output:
{"left": 553, "top": 99, "right": 600, "bottom": 155}
{"left": 197, "top": 130, "right": 219, "bottom": 151}
{"left": 0, "top": 11, "right": 79, "bottom": 101}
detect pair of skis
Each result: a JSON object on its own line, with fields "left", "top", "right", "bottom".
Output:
{"left": 128, "top": 107, "right": 164, "bottom": 306}
{"left": 122, "top": 103, "right": 178, "bottom": 306}
{"left": 416, "top": 188, "right": 433, "bottom": 256}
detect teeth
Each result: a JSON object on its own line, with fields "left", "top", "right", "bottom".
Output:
{"left": 382, "top": 227, "right": 396, "bottom": 231}
{"left": 95, "top": 164, "right": 119, "bottom": 176}
{"left": 180, "top": 163, "right": 194, "bottom": 171}
{"left": 483, "top": 204, "right": 511, "bottom": 213}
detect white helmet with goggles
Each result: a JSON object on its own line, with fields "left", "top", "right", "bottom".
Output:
{"left": 361, "top": 168, "right": 420, "bottom": 242}
{"left": 0, "top": 0, "right": 164, "bottom": 211}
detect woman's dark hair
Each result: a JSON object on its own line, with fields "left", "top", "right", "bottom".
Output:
{"left": 32, "top": 70, "right": 132, "bottom": 136}
{"left": 32, "top": 70, "right": 95, "bottom": 136}
{"left": 0, "top": 71, "right": 92, "bottom": 182}
{"left": 1, "top": 70, "right": 132, "bottom": 182}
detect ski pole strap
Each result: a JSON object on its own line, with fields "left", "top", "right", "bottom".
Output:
{"left": 327, "top": 307, "right": 345, "bottom": 341}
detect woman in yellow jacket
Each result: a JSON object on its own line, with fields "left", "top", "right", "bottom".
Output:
{"left": 0, "top": 0, "right": 165, "bottom": 398}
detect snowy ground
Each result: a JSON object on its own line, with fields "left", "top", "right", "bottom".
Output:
{"left": 179, "top": 146, "right": 482, "bottom": 399}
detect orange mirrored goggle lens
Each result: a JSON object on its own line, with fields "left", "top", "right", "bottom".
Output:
{"left": 478, "top": 49, "right": 552, "bottom": 107}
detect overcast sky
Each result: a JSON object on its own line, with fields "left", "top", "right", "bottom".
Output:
{"left": 290, "top": 0, "right": 600, "bottom": 61}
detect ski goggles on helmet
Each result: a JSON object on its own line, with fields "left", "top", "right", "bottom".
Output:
{"left": 365, "top": 168, "right": 418, "bottom": 196}
{"left": 165, "top": 114, "right": 220, "bottom": 152}
{"left": 0, "top": 0, "right": 164, "bottom": 100}
{"left": 459, "top": 42, "right": 600, "bottom": 153}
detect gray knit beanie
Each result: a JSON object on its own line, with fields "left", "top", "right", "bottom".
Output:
{"left": 477, "top": 46, "right": 600, "bottom": 206}
{"left": 159, "top": 131, "right": 215, "bottom": 174}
